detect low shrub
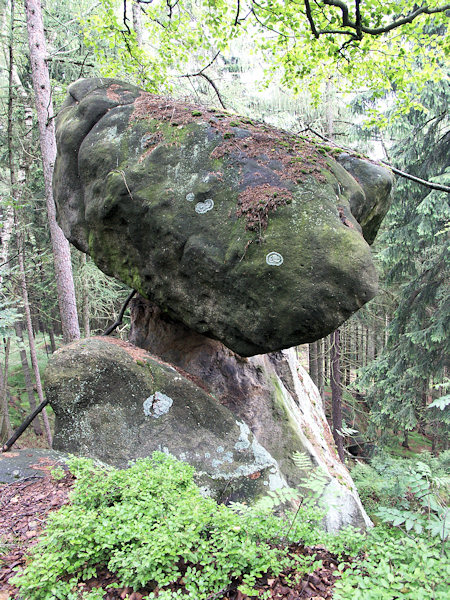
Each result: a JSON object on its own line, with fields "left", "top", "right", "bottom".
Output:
{"left": 12, "top": 453, "right": 315, "bottom": 600}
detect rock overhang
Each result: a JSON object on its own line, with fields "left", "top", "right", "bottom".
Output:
{"left": 54, "top": 78, "right": 393, "bottom": 356}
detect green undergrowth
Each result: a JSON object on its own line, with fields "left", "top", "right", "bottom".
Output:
{"left": 11, "top": 452, "right": 449, "bottom": 600}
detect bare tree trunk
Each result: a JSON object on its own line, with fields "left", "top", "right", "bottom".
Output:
{"left": 0, "top": 338, "right": 13, "bottom": 442}
{"left": 81, "top": 253, "right": 90, "bottom": 337}
{"left": 14, "top": 321, "right": 43, "bottom": 435}
{"left": 402, "top": 430, "right": 410, "bottom": 449}
{"left": 48, "top": 326, "right": 57, "bottom": 353}
{"left": 331, "top": 329, "right": 344, "bottom": 462}
{"left": 323, "top": 334, "right": 330, "bottom": 388}
{"left": 345, "top": 325, "right": 351, "bottom": 386}
{"left": 16, "top": 232, "right": 52, "bottom": 446}
{"left": 317, "top": 338, "right": 324, "bottom": 402}
{"left": 132, "top": 0, "right": 143, "bottom": 45}
{"left": 24, "top": 0, "right": 80, "bottom": 344}
{"left": 0, "top": 0, "right": 18, "bottom": 442}
{"left": 308, "top": 341, "right": 319, "bottom": 387}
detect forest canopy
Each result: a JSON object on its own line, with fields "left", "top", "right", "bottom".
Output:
{"left": 84, "top": 0, "right": 450, "bottom": 120}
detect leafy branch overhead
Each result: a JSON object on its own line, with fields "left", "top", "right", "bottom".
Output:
{"left": 94, "top": 0, "right": 449, "bottom": 117}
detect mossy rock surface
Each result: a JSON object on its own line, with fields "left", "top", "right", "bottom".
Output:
{"left": 45, "top": 337, "right": 285, "bottom": 502}
{"left": 54, "top": 78, "right": 393, "bottom": 356}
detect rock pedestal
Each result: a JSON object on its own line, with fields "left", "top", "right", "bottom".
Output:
{"left": 46, "top": 305, "right": 371, "bottom": 531}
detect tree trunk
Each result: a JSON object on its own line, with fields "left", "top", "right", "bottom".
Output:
{"left": 317, "top": 338, "right": 324, "bottom": 402}
{"left": 331, "top": 329, "right": 344, "bottom": 462}
{"left": 0, "top": 338, "right": 13, "bottom": 442}
{"left": 308, "top": 341, "right": 319, "bottom": 387}
{"left": 48, "top": 327, "right": 57, "bottom": 353}
{"left": 343, "top": 326, "right": 351, "bottom": 386}
{"left": 81, "top": 253, "right": 90, "bottom": 337}
{"left": 16, "top": 237, "right": 52, "bottom": 446}
{"left": 14, "top": 321, "right": 43, "bottom": 435}
{"left": 132, "top": 0, "right": 143, "bottom": 45}
{"left": 24, "top": 0, "right": 80, "bottom": 344}
{"left": 402, "top": 430, "right": 410, "bottom": 449}
{"left": 323, "top": 334, "right": 329, "bottom": 387}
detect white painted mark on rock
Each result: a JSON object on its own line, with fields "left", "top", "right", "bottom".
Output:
{"left": 143, "top": 392, "right": 173, "bottom": 418}
{"left": 266, "top": 252, "right": 284, "bottom": 266}
{"left": 195, "top": 199, "right": 214, "bottom": 214}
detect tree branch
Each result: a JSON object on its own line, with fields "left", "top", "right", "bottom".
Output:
{"left": 322, "top": 1, "right": 450, "bottom": 36}
{"left": 1, "top": 398, "right": 49, "bottom": 453}
{"left": 234, "top": 0, "right": 241, "bottom": 26}
{"left": 360, "top": 4, "right": 450, "bottom": 36}
{"left": 102, "top": 290, "right": 137, "bottom": 336}
{"left": 179, "top": 51, "right": 227, "bottom": 108}
{"left": 304, "top": 0, "right": 319, "bottom": 38}
{"left": 199, "top": 72, "right": 227, "bottom": 109}
{"left": 380, "top": 162, "right": 450, "bottom": 193}
{"left": 302, "top": 125, "right": 450, "bottom": 193}
{"left": 355, "top": 0, "right": 362, "bottom": 39}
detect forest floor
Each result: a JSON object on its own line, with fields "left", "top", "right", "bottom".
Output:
{"left": 0, "top": 451, "right": 342, "bottom": 600}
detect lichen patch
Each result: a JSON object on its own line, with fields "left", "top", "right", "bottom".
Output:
{"left": 143, "top": 391, "right": 173, "bottom": 418}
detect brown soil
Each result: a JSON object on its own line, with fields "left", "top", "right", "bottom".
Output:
{"left": 0, "top": 454, "right": 343, "bottom": 600}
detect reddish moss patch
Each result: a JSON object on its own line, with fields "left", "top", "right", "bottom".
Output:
{"left": 130, "top": 92, "right": 333, "bottom": 232}
{"left": 237, "top": 184, "right": 292, "bottom": 232}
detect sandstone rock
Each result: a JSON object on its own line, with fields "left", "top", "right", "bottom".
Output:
{"left": 129, "top": 296, "right": 372, "bottom": 531}
{"left": 46, "top": 337, "right": 287, "bottom": 502}
{"left": 54, "top": 78, "right": 393, "bottom": 356}
{"left": 336, "top": 153, "right": 393, "bottom": 244}
{"left": 45, "top": 334, "right": 371, "bottom": 531}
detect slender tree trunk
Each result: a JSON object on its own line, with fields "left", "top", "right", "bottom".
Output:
{"left": 0, "top": 0, "right": 17, "bottom": 441}
{"left": 402, "top": 430, "right": 410, "bottom": 449}
{"left": 323, "top": 334, "right": 329, "bottom": 388}
{"left": 344, "top": 326, "right": 351, "bottom": 386}
{"left": 14, "top": 321, "right": 42, "bottom": 435}
{"left": 0, "top": 338, "right": 13, "bottom": 442}
{"left": 24, "top": 0, "right": 80, "bottom": 344}
{"left": 317, "top": 338, "right": 324, "bottom": 402}
{"left": 80, "top": 253, "right": 90, "bottom": 337}
{"left": 132, "top": 0, "right": 143, "bottom": 45}
{"left": 331, "top": 329, "right": 344, "bottom": 462}
{"left": 308, "top": 341, "right": 319, "bottom": 387}
{"left": 48, "top": 327, "right": 57, "bottom": 353}
{"left": 16, "top": 232, "right": 52, "bottom": 446}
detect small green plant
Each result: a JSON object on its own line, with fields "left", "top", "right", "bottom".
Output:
{"left": 50, "top": 465, "right": 66, "bottom": 481}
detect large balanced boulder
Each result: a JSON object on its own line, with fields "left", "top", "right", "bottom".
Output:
{"left": 54, "top": 78, "right": 393, "bottom": 356}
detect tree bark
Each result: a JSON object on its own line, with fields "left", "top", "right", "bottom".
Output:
{"left": 48, "top": 327, "right": 57, "bottom": 353}
{"left": 24, "top": 0, "right": 80, "bottom": 344}
{"left": 132, "top": 0, "right": 143, "bottom": 45}
{"left": 323, "top": 334, "right": 329, "bottom": 387}
{"left": 81, "top": 253, "right": 90, "bottom": 337}
{"left": 14, "top": 321, "right": 43, "bottom": 435}
{"left": 331, "top": 329, "right": 344, "bottom": 462}
{"left": 317, "top": 338, "right": 325, "bottom": 402}
{"left": 16, "top": 236, "right": 52, "bottom": 446}
{"left": 0, "top": 338, "right": 12, "bottom": 442}
{"left": 308, "top": 341, "right": 319, "bottom": 387}
{"left": 402, "top": 430, "right": 410, "bottom": 449}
